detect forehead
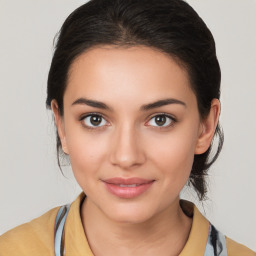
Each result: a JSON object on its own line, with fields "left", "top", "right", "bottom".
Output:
{"left": 65, "top": 45, "right": 196, "bottom": 108}
{"left": 68, "top": 45, "right": 189, "bottom": 83}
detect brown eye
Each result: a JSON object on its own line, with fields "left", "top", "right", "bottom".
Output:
{"left": 147, "top": 114, "right": 175, "bottom": 128}
{"left": 90, "top": 115, "right": 102, "bottom": 126}
{"left": 81, "top": 114, "right": 107, "bottom": 128}
{"left": 155, "top": 115, "right": 167, "bottom": 126}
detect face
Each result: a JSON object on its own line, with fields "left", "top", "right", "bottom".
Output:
{"left": 53, "top": 46, "right": 217, "bottom": 224}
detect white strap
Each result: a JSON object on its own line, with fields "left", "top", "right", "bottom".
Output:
{"left": 204, "top": 224, "right": 227, "bottom": 256}
{"left": 54, "top": 204, "right": 70, "bottom": 256}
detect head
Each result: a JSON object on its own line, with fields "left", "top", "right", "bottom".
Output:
{"left": 46, "top": 0, "right": 223, "bottom": 207}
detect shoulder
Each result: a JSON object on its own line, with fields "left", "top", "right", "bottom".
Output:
{"left": 226, "top": 236, "right": 256, "bottom": 256}
{"left": 0, "top": 206, "right": 60, "bottom": 256}
{"left": 181, "top": 200, "right": 256, "bottom": 256}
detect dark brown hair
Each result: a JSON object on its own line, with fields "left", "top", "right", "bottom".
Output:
{"left": 46, "top": 0, "right": 224, "bottom": 201}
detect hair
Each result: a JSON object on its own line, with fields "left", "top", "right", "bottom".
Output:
{"left": 46, "top": 0, "right": 224, "bottom": 201}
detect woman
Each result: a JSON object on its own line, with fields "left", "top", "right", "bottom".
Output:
{"left": 0, "top": 0, "right": 255, "bottom": 255}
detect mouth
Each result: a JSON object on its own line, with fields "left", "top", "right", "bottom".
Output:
{"left": 102, "top": 177, "right": 155, "bottom": 199}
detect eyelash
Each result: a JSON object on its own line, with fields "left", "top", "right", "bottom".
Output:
{"left": 79, "top": 112, "right": 177, "bottom": 130}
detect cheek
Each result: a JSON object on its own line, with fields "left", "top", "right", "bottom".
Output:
{"left": 147, "top": 127, "right": 198, "bottom": 182}
{"left": 64, "top": 126, "right": 109, "bottom": 181}
{"left": 151, "top": 140, "right": 195, "bottom": 201}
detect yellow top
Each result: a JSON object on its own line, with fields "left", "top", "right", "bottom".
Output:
{"left": 0, "top": 192, "right": 255, "bottom": 256}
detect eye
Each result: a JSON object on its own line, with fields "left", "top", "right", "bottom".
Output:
{"left": 80, "top": 113, "right": 108, "bottom": 129}
{"left": 146, "top": 114, "right": 176, "bottom": 128}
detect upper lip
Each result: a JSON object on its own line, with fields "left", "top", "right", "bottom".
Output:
{"left": 103, "top": 177, "right": 155, "bottom": 185}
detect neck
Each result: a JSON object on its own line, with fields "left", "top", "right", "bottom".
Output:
{"left": 80, "top": 197, "right": 192, "bottom": 256}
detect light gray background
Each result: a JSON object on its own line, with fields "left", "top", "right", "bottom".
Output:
{"left": 0, "top": 0, "right": 255, "bottom": 251}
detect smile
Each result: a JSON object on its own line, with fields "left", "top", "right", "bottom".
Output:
{"left": 119, "top": 184, "right": 140, "bottom": 187}
{"left": 102, "top": 177, "right": 155, "bottom": 199}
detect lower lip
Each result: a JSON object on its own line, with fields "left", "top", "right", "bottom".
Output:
{"left": 103, "top": 181, "right": 155, "bottom": 199}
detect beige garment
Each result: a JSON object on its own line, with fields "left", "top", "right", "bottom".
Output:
{"left": 0, "top": 192, "right": 255, "bottom": 256}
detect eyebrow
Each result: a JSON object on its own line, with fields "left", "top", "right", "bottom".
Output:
{"left": 71, "top": 97, "right": 186, "bottom": 111}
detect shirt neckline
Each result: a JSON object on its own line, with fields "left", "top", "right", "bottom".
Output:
{"left": 64, "top": 192, "right": 209, "bottom": 255}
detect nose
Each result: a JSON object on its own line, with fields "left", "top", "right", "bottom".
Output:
{"left": 109, "top": 123, "right": 146, "bottom": 170}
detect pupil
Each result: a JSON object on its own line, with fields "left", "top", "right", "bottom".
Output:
{"left": 156, "top": 115, "right": 166, "bottom": 126}
{"left": 91, "top": 115, "right": 101, "bottom": 126}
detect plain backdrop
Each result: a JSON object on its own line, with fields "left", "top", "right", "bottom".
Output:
{"left": 0, "top": 0, "right": 255, "bottom": 251}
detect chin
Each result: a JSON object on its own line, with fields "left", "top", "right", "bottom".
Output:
{"left": 103, "top": 203, "right": 156, "bottom": 224}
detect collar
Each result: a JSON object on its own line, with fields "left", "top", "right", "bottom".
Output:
{"left": 64, "top": 192, "right": 209, "bottom": 256}
{"left": 179, "top": 199, "right": 209, "bottom": 255}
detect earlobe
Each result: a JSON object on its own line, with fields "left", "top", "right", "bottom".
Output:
{"left": 194, "top": 99, "right": 220, "bottom": 155}
{"left": 51, "top": 100, "right": 69, "bottom": 154}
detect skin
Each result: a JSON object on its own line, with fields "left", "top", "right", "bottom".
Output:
{"left": 52, "top": 45, "right": 220, "bottom": 256}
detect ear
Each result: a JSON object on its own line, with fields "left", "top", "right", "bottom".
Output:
{"left": 194, "top": 98, "right": 220, "bottom": 155}
{"left": 51, "top": 99, "right": 69, "bottom": 154}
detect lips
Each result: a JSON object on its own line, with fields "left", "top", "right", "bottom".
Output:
{"left": 103, "top": 177, "right": 154, "bottom": 185}
{"left": 102, "top": 177, "right": 155, "bottom": 199}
